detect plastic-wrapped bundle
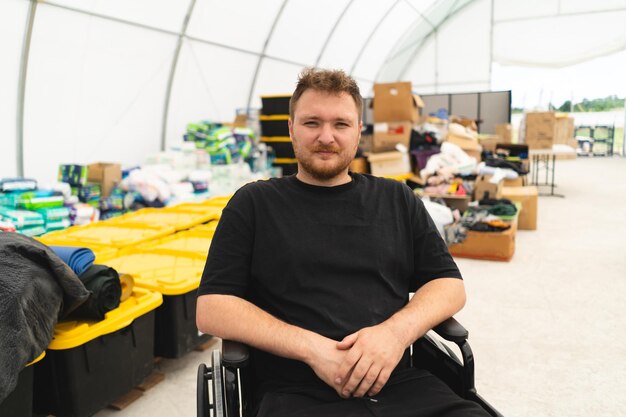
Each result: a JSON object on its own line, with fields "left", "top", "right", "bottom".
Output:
{"left": 0, "top": 207, "right": 44, "bottom": 229}
{"left": 69, "top": 203, "right": 100, "bottom": 225}
{"left": 18, "top": 191, "right": 65, "bottom": 210}
{"left": 0, "top": 178, "right": 37, "bottom": 192}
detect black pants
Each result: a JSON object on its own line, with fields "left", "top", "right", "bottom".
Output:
{"left": 256, "top": 368, "right": 490, "bottom": 417}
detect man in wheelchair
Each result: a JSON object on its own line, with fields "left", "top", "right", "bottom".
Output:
{"left": 197, "top": 68, "right": 494, "bottom": 417}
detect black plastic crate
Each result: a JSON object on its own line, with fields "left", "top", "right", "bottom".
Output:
{"left": 33, "top": 311, "right": 155, "bottom": 417}
{"left": 260, "top": 118, "right": 289, "bottom": 137}
{"left": 0, "top": 363, "right": 35, "bottom": 417}
{"left": 262, "top": 140, "right": 295, "bottom": 159}
{"left": 273, "top": 161, "right": 298, "bottom": 176}
{"left": 154, "top": 290, "right": 211, "bottom": 358}
{"left": 261, "top": 95, "right": 291, "bottom": 115}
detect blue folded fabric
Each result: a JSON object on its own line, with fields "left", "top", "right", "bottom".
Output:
{"left": 48, "top": 246, "right": 96, "bottom": 276}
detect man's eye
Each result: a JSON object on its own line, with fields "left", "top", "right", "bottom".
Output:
{"left": 304, "top": 121, "right": 318, "bottom": 126}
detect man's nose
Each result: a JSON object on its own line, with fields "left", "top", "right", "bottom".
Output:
{"left": 318, "top": 123, "right": 335, "bottom": 144}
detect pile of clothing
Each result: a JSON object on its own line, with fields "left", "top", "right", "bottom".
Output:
{"left": 0, "top": 233, "right": 127, "bottom": 403}
{"left": 443, "top": 198, "right": 518, "bottom": 245}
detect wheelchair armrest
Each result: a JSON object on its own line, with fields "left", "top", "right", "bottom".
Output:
{"left": 222, "top": 339, "right": 250, "bottom": 369}
{"left": 433, "top": 317, "right": 469, "bottom": 345}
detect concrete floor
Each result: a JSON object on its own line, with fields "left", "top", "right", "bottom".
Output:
{"left": 95, "top": 156, "right": 626, "bottom": 417}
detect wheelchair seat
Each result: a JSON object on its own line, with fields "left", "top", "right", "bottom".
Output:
{"left": 197, "top": 317, "right": 502, "bottom": 417}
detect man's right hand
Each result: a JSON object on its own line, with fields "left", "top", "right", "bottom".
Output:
{"left": 303, "top": 336, "right": 353, "bottom": 397}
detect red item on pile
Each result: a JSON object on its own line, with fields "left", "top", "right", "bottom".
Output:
{"left": 0, "top": 221, "right": 17, "bottom": 232}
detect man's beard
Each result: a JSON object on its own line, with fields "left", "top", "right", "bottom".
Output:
{"left": 294, "top": 144, "right": 355, "bottom": 181}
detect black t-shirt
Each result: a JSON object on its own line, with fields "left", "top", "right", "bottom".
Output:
{"left": 198, "top": 173, "right": 462, "bottom": 396}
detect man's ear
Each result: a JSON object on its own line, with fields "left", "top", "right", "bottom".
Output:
{"left": 288, "top": 118, "right": 295, "bottom": 141}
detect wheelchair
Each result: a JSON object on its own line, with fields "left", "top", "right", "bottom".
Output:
{"left": 197, "top": 317, "right": 503, "bottom": 417}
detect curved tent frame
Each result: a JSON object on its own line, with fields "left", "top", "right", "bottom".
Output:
{"left": 4, "top": 0, "right": 625, "bottom": 178}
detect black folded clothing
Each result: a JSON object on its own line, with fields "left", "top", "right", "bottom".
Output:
{"left": 484, "top": 158, "right": 528, "bottom": 175}
{"left": 478, "top": 197, "right": 515, "bottom": 207}
{"left": 71, "top": 264, "right": 121, "bottom": 321}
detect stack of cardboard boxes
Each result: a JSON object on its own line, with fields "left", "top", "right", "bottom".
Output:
{"left": 524, "top": 112, "right": 577, "bottom": 150}
{"left": 366, "top": 82, "right": 423, "bottom": 176}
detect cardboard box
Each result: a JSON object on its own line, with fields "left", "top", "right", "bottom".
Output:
{"left": 478, "top": 134, "right": 501, "bottom": 153}
{"left": 501, "top": 186, "right": 538, "bottom": 230}
{"left": 350, "top": 157, "right": 368, "bottom": 174}
{"left": 87, "top": 163, "right": 121, "bottom": 197}
{"left": 373, "top": 82, "right": 423, "bottom": 123}
{"left": 424, "top": 194, "right": 470, "bottom": 212}
{"left": 525, "top": 111, "right": 555, "bottom": 149}
{"left": 373, "top": 121, "right": 412, "bottom": 152}
{"left": 524, "top": 112, "right": 575, "bottom": 150}
{"left": 448, "top": 222, "right": 516, "bottom": 261}
{"left": 495, "top": 124, "right": 513, "bottom": 144}
{"left": 232, "top": 113, "right": 248, "bottom": 128}
{"left": 474, "top": 174, "right": 503, "bottom": 201}
{"left": 368, "top": 151, "right": 411, "bottom": 176}
{"left": 554, "top": 115, "right": 575, "bottom": 145}
{"left": 503, "top": 176, "right": 524, "bottom": 187}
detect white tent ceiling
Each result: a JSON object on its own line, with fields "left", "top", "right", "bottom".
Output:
{"left": 1, "top": 0, "right": 625, "bottom": 181}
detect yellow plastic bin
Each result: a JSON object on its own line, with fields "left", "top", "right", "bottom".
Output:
{"left": 107, "top": 207, "right": 217, "bottom": 231}
{"left": 167, "top": 202, "right": 223, "bottom": 219}
{"left": 39, "top": 221, "right": 175, "bottom": 249}
{"left": 202, "top": 194, "right": 232, "bottom": 208}
{"left": 101, "top": 248, "right": 209, "bottom": 358}
{"left": 136, "top": 230, "right": 213, "bottom": 258}
{"left": 33, "top": 287, "right": 162, "bottom": 417}
{"left": 190, "top": 220, "right": 219, "bottom": 236}
{"left": 0, "top": 352, "right": 45, "bottom": 417}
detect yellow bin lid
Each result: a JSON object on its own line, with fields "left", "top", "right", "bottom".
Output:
{"left": 102, "top": 248, "right": 207, "bottom": 295}
{"left": 26, "top": 351, "right": 46, "bottom": 367}
{"left": 259, "top": 115, "right": 289, "bottom": 121}
{"left": 40, "top": 221, "right": 174, "bottom": 248}
{"left": 136, "top": 230, "right": 213, "bottom": 257}
{"left": 189, "top": 221, "right": 219, "bottom": 236}
{"left": 166, "top": 203, "right": 223, "bottom": 219}
{"left": 107, "top": 207, "right": 216, "bottom": 231}
{"left": 92, "top": 245, "right": 118, "bottom": 262}
{"left": 48, "top": 287, "right": 163, "bottom": 350}
{"left": 202, "top": 195, "right": 232, "bottom": 208}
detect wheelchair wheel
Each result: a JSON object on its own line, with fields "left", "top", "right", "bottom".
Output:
{"left": 197, "top": 350, "right": 226, "bottom": 417}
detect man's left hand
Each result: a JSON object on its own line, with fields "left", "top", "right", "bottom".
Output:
{"left": 334, "top": 323, "right": 407, "bottom": 398}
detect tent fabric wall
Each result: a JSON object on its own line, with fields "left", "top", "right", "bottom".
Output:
{"left": 165, "top": 41, "right": 259, "bottom": 150}
{"left": 2, "top": 0, "right": 625, "bottom": 179}
{"left": 493, "top": 11, "right": 626, "bottom": 68}
{"left": 23, "top": 3, "right": 177, "bottom": 183}
{"left": 0, "top": 0, "right": 28, "bottom": 179}
{"left": 317, "top": 0, "right": 396, "bottom": 76}
{"left": 46, "top": 0, "right": 190, "bottom": 33}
